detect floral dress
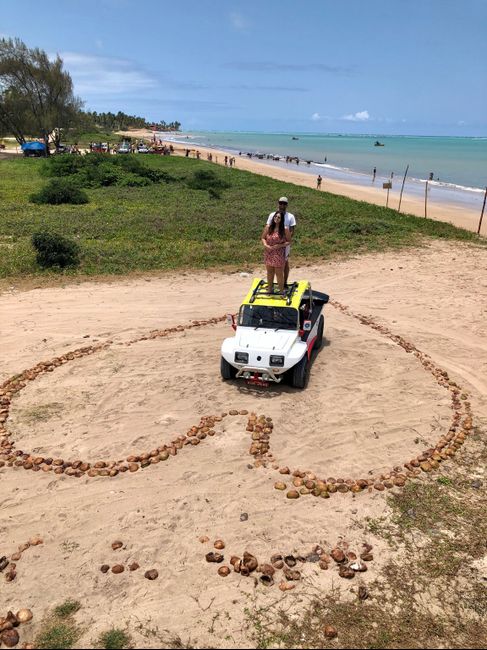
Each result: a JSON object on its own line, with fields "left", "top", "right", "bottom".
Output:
{"left": 264, "top": 229, "right": 287, "bottom": 268}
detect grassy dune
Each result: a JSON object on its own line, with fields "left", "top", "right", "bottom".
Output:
{"left": 0, "top": 155, "right": 480, "bottom": 281}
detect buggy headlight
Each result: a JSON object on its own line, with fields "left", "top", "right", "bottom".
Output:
{"left": 270, "top": 355, "right": 284, "bottom": 367}
{"left": 235, "top": 351, "right": 249, "bottom": 364}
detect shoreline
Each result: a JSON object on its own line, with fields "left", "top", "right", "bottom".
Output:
{"left": 118, "top": 129, "right": 485, "bottom": 235}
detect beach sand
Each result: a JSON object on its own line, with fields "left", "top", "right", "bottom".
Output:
{"left": 1, "top": 240, "right": 486, "bottom": 647}
{"left": 118, "top": 129, "right": 485, "bottom": 235}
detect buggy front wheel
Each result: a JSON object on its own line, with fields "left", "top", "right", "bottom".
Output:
{"left": 221, "top": 356, "right": 237, "bottom": 380}
{"left": 315, "top": 315, "right": 324, "bottom": 350}
{"left": 291, "top": 354, "right": 309, "bottom": 389}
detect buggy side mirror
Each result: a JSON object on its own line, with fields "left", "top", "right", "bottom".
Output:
{"left": 226, "top": 313, "right": 237, "bottom": 331}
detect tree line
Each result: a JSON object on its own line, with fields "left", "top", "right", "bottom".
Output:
{"left": 0, "top": 37, "right": 182, "bottom": 153}
{"left": 83, "top": 111, "right": 181, "bottom": 133}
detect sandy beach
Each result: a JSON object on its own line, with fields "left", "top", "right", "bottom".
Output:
{"left": 118, "top": 129, "right": 485, "bottom": 236}
{"left": 1, "top": 239, "right": 486, "bottom": 647}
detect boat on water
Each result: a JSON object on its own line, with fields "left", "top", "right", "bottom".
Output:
{"left": 374, "top": 140, "right": 385, "bottom": 147}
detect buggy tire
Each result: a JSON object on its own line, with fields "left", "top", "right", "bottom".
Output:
{"left": 315, "top": 315, "right": 324, "bottom": 350}
{"left": 221, "top": 356, "right": 237, "bottom": 380}
{"left": 291, "top": 354, "right": 309, "bottom": 389}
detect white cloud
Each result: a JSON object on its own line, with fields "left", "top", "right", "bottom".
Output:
{"left": 60, "top": 52, "right": 158, "bottom": 96}
{"left": 311, "top": 112, "right": 321, "bottom": 121}
{"left": 230, "top": 11, "right": 248, "bottom": 30}
{"left": 343, "top": 110, "right": 370, "bottom": 122}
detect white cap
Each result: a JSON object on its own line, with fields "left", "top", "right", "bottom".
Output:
{"left": 278, "top": 196, "right": 288, "bottom": 203}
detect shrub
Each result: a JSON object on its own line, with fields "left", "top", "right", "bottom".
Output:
{"left": 208, "top": 187, "right": 221, "bottom": 200}
{"left": 117, "top": 172, "right": 151, "bottom": 187}
{"left": 187, "top": 169, "right": 230, "bottom": 192}
{"left": 32, "top": 231, "right": 80, "bottom": 269}
{"left": 41, "top": 155, "right": 84, "bottom": 177}
{"left": 98, "top": 628, "right": 131, "bottom": 649}
{"left": 75, "top": 162, "right": 124, "bottom": 188}
{"left": 30, "top": 178, "right": 89, "bottom": 205}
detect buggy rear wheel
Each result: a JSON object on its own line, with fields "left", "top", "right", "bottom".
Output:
{"left": 221, "top": 356, "right": 237, "bottom": 380}
{"left": 291, "top": 354, "right": 309, "bottom": 389}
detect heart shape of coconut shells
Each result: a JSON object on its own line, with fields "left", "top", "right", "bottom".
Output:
{"left": 0, "top": 303, "right": 474, "bottom": 496}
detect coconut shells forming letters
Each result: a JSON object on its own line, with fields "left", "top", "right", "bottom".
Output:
{"left": 0, "top": 298, "right": 476, "bottom": 571}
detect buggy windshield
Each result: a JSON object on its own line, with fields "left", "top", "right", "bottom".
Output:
{"left": 239, "top": 304, "right": 298, "bottom": 330}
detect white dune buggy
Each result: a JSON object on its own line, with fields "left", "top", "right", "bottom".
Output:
{"left": 221, "top": 279, "right": 329, "bottom": 388}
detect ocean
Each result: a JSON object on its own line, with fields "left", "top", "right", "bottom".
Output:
{"left": 161, "top": 131, "right": 487, "bottom": 212}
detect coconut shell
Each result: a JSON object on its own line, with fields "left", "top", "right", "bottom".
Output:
{"left": 214, "top": 540, "right": 225, "bottom": 550}
{"left": 205, "top": 552, "right": 224, "bottom": 563}
{"left": 111, "top": 564, "right": 124, "bottom": 574}
{"left": 323, "top": 625, "right": 338, "bottom": 639}
{"left": 338, "top": 565, "right": 355, "bottom": 579}
{"left": 16, "top": 609, "right": 32, "bottom": 624}
{"left": 242, "top": 552, "right": 258, "bottom": 573}
{"left": 286, "top": 490, "right": 300, "bottom": 499}
{"left": 100, "top": 564, "right": 110, "bottom": 573}
{"left": 129, "top": 562, "right": 140, "bottom": 571}
{"left": 111, "top": 541, "right": 123, "bottom": 551}
{"left": 145, "top": 569, "right": 159, "bottom": 580}
{"left": 274, "top": 481, "right": 287, "bottom": 491}
{"left": 331, "top": 548, "right": 346, "bottom": 563}
{"left": 0, "top": 629, "right": 19, "bottom": 648}
{"left": 217, "top": 566, "right": 230, "bottom": 577}
{"left": 279, "top": 581, "right": 295, "bottom": 591}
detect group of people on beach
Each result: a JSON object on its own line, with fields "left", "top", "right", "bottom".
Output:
{"left": 261, "top": 196, "right": 296, "bottom": 295}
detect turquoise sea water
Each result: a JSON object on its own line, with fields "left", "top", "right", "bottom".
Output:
{"left": 162, "top": 131, "right": 487, "bottom": 212}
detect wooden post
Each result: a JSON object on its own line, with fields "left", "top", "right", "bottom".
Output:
{"left": 424, "top": 180, "right": 428, "bottom": 218}
{"left": 398, "top": 164, "right": 409, "bottom": 213}
{"left": 478, "top": 187, "right": 487, "bottom": 235}
{"left": 386, "top": 184, "right": 390, "bottom": 208}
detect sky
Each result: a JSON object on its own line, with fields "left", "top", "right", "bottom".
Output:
{"left": 1, "top": 0, "right": 487, "bottom": 136}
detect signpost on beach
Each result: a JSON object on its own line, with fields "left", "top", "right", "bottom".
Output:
{"left": 425, "top": 181, "right": 429, "bottom": 218}
{"left": 383, "top": 181, "right": 392, "bottom": 207}
{"left": 478, "top": 187, "right": 487, "bottom": 235}
{"left": 398, "top": 165, "right": 409, "bottom": 213}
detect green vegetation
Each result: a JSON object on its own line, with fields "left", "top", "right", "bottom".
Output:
{"left": 32, "top": 231, "right": 80, "bottom": 268}
{"left": 30, "top": 178, "right": 89, "bottom": 205}
{"left": 245, "top": 428, "right": 487, "bottom": 649}
{"left": 36, "top": 622, "right": 80, "bottom": 649}
{"left": 36, "top": 600, "right": 82, "bottom": 649}
{"left": 0, "top": 155, "right": 481, "bottom": 282}
{"left": 53, "top": 599, "right": 81, "bottom": 618}
{"left": 98, "top": 628, "right": 132, "bottom": 649}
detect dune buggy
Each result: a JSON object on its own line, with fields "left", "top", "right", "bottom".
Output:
{"left": 221, "top": 279, "right": 329, "bottom": 388}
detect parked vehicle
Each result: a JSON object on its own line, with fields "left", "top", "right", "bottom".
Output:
{"left": 137, "top": 144, "right": 150, "bottom": 153}
{"left": 221, "top": 278, "right": 329, "bottom": 388}
{"left": 117, "top": 142, "right": 131, "bottom": 154}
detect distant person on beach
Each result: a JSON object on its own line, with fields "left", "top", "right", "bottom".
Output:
{"left": 373, "top": 167, "right": 377, "bottom": 181}
{"left": 324, "top": 156, "right": 327, "bottom": 163}
{"left": 429, "top": 172, "right": 434, "bottom": 181}
{"left": 224, "top": 155, "right": 228, "bottom": 166}
{"left": 264, "top": 197, "right": 296, "bottom": 286}
{"left": 317, "top": 175, "right": 322, "bottom": 190}
{"left": 261, "top": 211, "right": 291, "bottom": 295}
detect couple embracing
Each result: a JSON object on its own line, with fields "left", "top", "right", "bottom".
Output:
{"left": 261, "top": 196, "right": 296, "bottom": 295}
